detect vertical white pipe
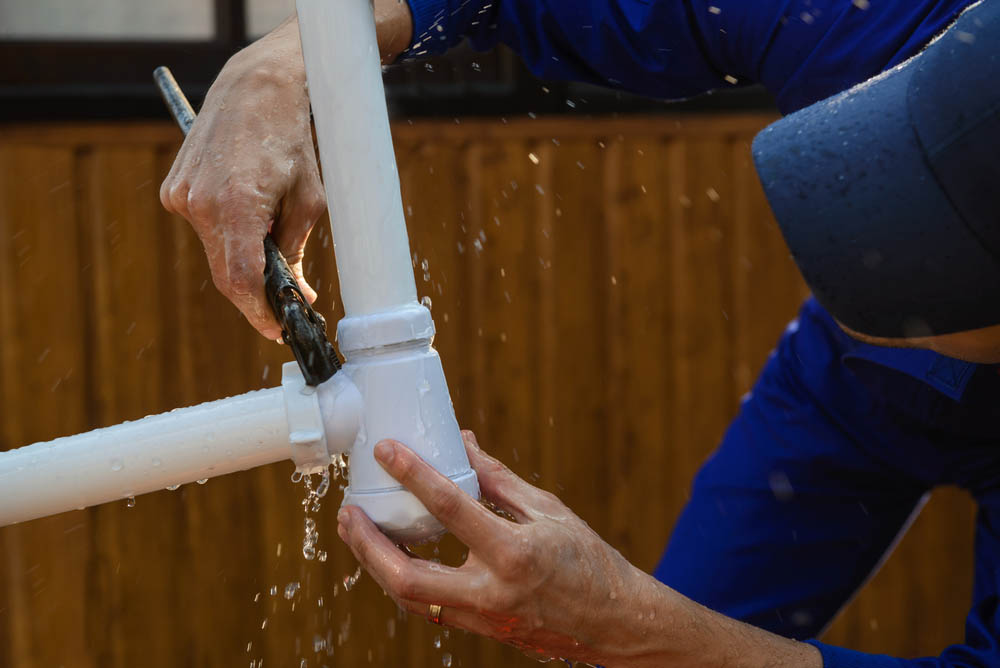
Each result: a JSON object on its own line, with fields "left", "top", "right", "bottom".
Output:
{"left": 296, "top": 0, "right": 417, "bottom": 317}
{"left": 0, "top": 388, "right": 291, "bottom": 526}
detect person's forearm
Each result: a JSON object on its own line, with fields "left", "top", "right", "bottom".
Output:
{"left": 597, "top": 570, "right": 822, "bottom": 668}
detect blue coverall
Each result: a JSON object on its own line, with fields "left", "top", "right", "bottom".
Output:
{"left": 400, "top": 1, "right": 998, "bottom": 665}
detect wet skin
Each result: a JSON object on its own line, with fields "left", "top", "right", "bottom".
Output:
{"left": 336, "top": 431, "right": 821, "bottom": 668}
{"left": 160, "top": 3, "right": 413, "bottom": 339}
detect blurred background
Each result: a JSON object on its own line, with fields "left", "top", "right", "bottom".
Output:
{"left": 0, "top": 1, "right": 974, "bottom": 666}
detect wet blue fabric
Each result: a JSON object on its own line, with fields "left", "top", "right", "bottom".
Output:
{"left": 654, "top": 298, "right": 1000, "bottom": 667}
{"left": 402, "top": 0, "right": 972, "bottom": 113}
{"left": 399, "top": 1, "right": 996, "bottom": 665}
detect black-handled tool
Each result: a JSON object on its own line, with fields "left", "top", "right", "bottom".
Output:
{"left": 153, "top": 66, "right": 341, "bottom": 386}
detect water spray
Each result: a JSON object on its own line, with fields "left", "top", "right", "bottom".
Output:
{"left": 0, "top": 0, "right": 478, "bottom": 544}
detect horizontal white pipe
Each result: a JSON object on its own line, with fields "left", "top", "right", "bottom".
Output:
{"left": 296, "top": 0, "right": 418, "bottom": 317}
{"left": 0, "top": 388, "right": 291, "bottom": 526}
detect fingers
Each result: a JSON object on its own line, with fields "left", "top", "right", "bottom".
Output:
{"left": 392, "top": 597, "right": 496, "bottom": 639}
{"left": 156, "top": 31, "right": 317, "bottom": 341}
{"left": 336, "top": 505, "right": 471, "bottom": 608}
{"left": 461, "top": 431, "right": 535, "bottom": 522}
{"left": 271, "top": 175, "right": 326, "bottom": 304}
{"left": 374, "top": 440, "right": 515, "bottom": 554}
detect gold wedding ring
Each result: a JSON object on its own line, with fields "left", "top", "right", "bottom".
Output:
{"left": 428, "top": 603, "right": 443, "bottom": 625}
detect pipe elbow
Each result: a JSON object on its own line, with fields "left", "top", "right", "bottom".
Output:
{"left": 281, "top": 362, "right": 362, "bottom": 473}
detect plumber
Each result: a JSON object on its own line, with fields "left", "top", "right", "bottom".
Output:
{"left": 160, "top": 0, "right": 1000, "bottom": 666}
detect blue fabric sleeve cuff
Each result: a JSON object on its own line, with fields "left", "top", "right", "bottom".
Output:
{"left": 402, "top": 0, "right": 451, "bottom": 59}
{"left": 806, "top": 641, "right": 905, "bottom": 668}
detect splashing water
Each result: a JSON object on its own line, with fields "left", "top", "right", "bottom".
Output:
{"left": 297, "top": 457, "right": 348, "bottom": 561}
{"left": 343, "top": 566, "right": 361, "bottom": 592}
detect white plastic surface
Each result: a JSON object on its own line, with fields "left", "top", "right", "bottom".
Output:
{"left": 338, "top": 305, "right": 480, "bottom": 543}
{"left": 295, "top": 0, "right": 417, "bottom": 317}
{"left": 283, "top": 361, "right": 364, "bottom": 472}
{"left": 0, "top": 365, "right": 364, "bottom": 527}
{"left": 0, "top": 387, "right": 291, "bottom": 526}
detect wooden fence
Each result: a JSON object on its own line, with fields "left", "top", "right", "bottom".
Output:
{"left": 0, "top": 117, "right": 974, "bottom": 667}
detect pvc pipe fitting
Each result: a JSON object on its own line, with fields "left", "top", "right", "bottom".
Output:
{"left": 337, "top": 304, "right": 479, "bottom": 543}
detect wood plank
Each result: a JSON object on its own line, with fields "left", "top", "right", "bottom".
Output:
{"left": 604, "top": 137, "right": 676, "bottom": 571}
{"left": 0, "top": 144, "right": 94, "bottom": 668}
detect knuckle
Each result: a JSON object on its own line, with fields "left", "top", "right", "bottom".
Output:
{"left": 391, "top": 450, "right": 418, "bottom": 481}
{"left": 159, "top": 179, "right": 175, "bottom": 211}
{"left": 166, "top": 183, "right": 191, "bottom": 215}
{"left": 429, "top": 487, "right": 464, "bottom": 521}
{"left": 186, "top": 187, "right": 214, "bottom": 221}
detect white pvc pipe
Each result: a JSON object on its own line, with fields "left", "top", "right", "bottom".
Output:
{"left": 0, "top": 388, "right": 291, "bottom": 526}
{"left": 296, "top": 0, "right": 418, "bottom": 317}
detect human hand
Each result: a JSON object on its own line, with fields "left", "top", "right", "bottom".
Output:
{"left": 160, "top": 3, "right": 414, "bottom": 339}
{"left": 160, "top": 16, "right": 322, "bottom": 339}
{"left": 336, "top": 431, "right": 660, "bottom": 665}
{"left": 337, "top": 432, "right": 823, "bottom": 668}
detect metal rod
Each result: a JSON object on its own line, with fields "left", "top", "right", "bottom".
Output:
{"left": 153, "top": 66, "right": 196, "bottom": 135}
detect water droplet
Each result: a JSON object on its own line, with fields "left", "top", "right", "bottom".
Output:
{"left": 110, "top": 458, "right": 123, "bottom": 472}
{"left": 196, "top": 478, "right": 208, "bottom": 485}
{"left": 284, "top": 582, "right": 300, "bottom": 599}
{"left": 151, "top": 458, "right": 162, "bottom": 468}
{"left": 442, "top": 653, "right": 452, "bottom": 667}
{"left": 433, "top": 635, "right": 441, "bottom": 649}
{"left": 343, "top": 566, "right": 361, "bottom": 591}
{"left": 126, "top": 496, "right": 136, "bottom": 508}
{"left": 421, "top": 295, "right": 433, "bottom": 310}
{"left": 166, "top": 484, "right": 180, "bottom": 491}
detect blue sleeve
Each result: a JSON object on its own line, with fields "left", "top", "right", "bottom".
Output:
{"left": 403, "top": 0, "right": 733, "bottom": 100}
{"left": 402, "top": 0, "right": 974, "bottom": 112}
{"left": 807, "top": 638, "right": 1000, "bottom": 668}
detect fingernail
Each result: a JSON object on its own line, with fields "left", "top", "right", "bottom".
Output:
{"left": 337, "top": 507, "right": 351, "bottom": 529}
{"left": 374, "top": 441, "right": 397, "bottom": 466}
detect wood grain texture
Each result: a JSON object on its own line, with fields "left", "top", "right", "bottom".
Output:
{"left": 0, "top": 117, "right": 974, "bottom": 667}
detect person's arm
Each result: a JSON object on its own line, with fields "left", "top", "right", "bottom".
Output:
{"left": 404, "top": 0, "right": 733, "bottom": 99}
{"left": 336, "top": 431, "right": 821, "bottom": 668}
{"left": 159, "top": 3, "right": 412, "bottom": 338}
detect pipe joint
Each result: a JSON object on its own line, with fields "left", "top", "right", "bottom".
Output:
{"left": 337, "top": 302, "right": 435, "bottom": 356}
{"left": 281, "top": 362, "right": 362, "bottom": 474}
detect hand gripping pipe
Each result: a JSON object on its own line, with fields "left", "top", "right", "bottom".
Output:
{"left": 0, "top": 0, "right": 478, "bottom": 544}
